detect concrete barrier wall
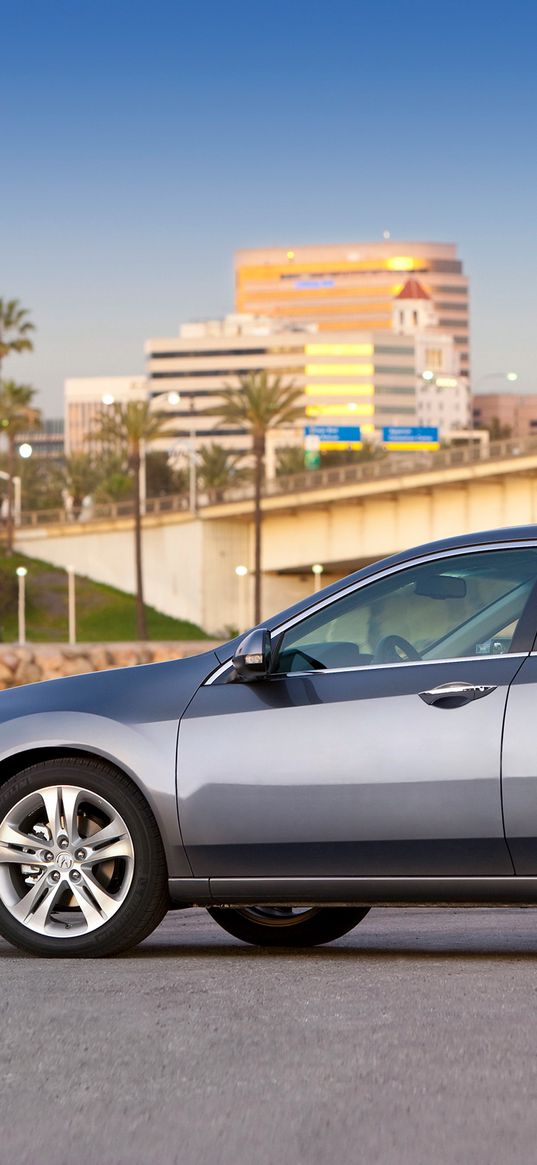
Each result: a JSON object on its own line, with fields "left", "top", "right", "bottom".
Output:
{"left": 0, "top": 641, "right": 221, "bottom": 690}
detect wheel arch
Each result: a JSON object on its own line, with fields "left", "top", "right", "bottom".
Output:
{"left": 0, "top": 745, "right": 172, "bottom": 869}
{"left": 0, "top": 744, "right": 140, "bottom": 792}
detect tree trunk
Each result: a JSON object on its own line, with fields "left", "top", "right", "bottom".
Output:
{"left": 6, "top": 434, "right": 14, "bottom": 555}
{"left": 133, "top": 448, "right": 147, "bottom": 640}
{"left": 253, "top": 434, "right": 265, "bottom": 624}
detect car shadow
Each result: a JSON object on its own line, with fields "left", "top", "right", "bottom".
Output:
{"left": 2, "top": 909, "right": 537, "bottom": 961}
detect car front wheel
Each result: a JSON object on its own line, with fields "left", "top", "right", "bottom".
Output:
{"left": 207, "top": 905, "right": 370, "bottom": 947}
{"left": 0, "top": 757, "right": 168, "bottom": 957}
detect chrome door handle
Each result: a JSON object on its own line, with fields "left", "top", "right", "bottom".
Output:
{"left": 419, "top": 681, "right": 497, "bottom": 707}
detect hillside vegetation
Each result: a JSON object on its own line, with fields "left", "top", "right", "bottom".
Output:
{"left": 0, "top": 552, "right": 207, "bottom": 642}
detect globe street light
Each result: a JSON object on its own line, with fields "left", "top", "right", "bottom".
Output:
{"left": 18, "top": 443, "right": 33, "bottom": 459}
{"left": 474, "top": 371, "right": 519, "bottom": 389}
{"left": 16, "top": 566, "right": 28, "bottom": 644}
{"left": 312, "top": 563, "right": 324, "bottom": 592}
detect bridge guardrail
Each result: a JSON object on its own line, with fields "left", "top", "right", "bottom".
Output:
{"left": 17, "top": 436, "right": 537, "bottom": 528}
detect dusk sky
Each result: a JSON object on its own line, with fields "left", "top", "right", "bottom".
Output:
{"left": 2, "top": 0, "right": 537, "bottom": 413}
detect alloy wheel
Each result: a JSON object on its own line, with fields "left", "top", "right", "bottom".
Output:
{"left": 0, "top": 784, "right": 135, "bottom": 938}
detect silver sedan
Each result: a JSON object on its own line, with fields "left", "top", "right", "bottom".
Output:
{"left": 1, "top": 524, "right": 537, "bottom": 957}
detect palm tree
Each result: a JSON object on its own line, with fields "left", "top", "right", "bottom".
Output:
{"left": 0, "top": 300, "right": 35, "bottom": 372}
{"left": 197, "top": 443, "right": 249, "bottom": 503}
{"left": 276, "top": 445, "right": 308, "bottom": 477}
{"left": 0, "top": 380, "right": 40, "bottom": 553}
{"left": 207, "top": 372, "right": 303, "bottom": 623}
{"left": 90, "top": 400, "right": 173, "bottom": 639}
{"left": 62, "top": 453, "right": 100, "bottom": 516}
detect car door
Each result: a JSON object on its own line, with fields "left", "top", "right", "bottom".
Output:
{"left": 177, "top": 544, "right": 537, "bottom": 880}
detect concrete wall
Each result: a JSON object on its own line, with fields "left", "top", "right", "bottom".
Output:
{"left": 17, "top": 461, "right": 537, "bottom": 634}
{"left": 14, "top": 515, "right": 315, "bottom": 634}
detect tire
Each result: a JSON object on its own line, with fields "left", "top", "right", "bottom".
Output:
{"left": 0, "top": 757, "right": 169, "bottom": 957}
{"left": 207, "top": 905, "right": 370, "bottom": 948}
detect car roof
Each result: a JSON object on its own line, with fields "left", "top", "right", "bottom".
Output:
{"left": 214, "top": 525, "right": 537, "bottom": 661}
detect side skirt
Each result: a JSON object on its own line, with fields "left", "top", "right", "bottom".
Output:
{"left": 168, "top": 876, "right": 537, "bottom": 908}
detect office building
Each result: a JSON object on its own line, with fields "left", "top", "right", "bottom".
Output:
{"left": 145, "top": 315, "right": 417, "bottom": 462}
{"left": 235, "top": 239, "right": 470, "bottom": 377}
{"left": 473, "top": 394, "right": 537, "bottom": 438}
{"left": 65, "top": 376, "right": 147, "bottom": 454}
{"left": 17, "top": 418, "right": 65, "bottom": 460}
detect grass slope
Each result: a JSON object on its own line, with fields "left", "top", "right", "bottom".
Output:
{"left": 0, "top": 552, "right": 207, "bottom": 643}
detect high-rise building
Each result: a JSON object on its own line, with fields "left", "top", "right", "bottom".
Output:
{"left": 235, "top": 240, "right": 470, "bottom": 377}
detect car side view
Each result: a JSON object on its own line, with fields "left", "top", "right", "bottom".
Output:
{"left": 2, "top": 524, "right": 537, "bottom": 957}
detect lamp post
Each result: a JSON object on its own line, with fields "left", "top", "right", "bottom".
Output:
{"left": 150, "top": 389, "right": 199, "bottom": 514}
{"left": 0, "top": 470, "right": 20, "bottom": 528}
{"left": 312, "top": 563, "right": 324, "bottom": 592}
{"left": 66, "top": 565, "right": 76, "bottom": 645}
{"left": 235, "top": 564, "right": 249, "bottom": 632}
{"left": 140, "top": 390, "right": 181, "bottom": 514}
{"left": 16, "top": 566, "right": 27, "bottom": 644}
{"left": 474, "top": 371, "right": 518, "bottom": 388}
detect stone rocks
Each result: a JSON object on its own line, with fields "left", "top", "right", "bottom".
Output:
{"left": 0, "top": 641, "right": 220, "bottom": 689}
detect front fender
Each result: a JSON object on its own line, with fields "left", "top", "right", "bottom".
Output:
{"left": 0, "top": 709, "right": 191, "bottom": 877}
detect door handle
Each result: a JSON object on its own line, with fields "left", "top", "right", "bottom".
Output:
{"left": 418, "top": 681, "right": 497, "bottom": 708}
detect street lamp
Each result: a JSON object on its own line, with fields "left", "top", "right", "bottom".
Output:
{"left": 18, "top": 443, "right": 33, "bottom": 459}
{"left": 150, "top": 389, "right": 199, "bottom": 514}
{"left": 66, "top": 565, "right": 76, "bottom": 645}
{"left": 235, "top": 565, "right": 249, "bottom": 631}
{"left": 312, "top": 563, "right": 324, "bottom": 592}
{"left": 16, "top": 566, "right": 27, "bottom": 644}
{"left": 474, "top": 371, "right": 519, "bottom": 389}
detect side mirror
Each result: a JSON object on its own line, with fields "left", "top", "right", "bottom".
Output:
{"left": 232, "top": 628, "right": 271, "bottom": 681}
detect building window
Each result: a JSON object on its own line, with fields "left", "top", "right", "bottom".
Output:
{"left": 425, "top": 348, "right": 443, "bottom": 370}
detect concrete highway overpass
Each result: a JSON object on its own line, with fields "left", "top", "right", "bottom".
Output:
{"left": 15, "top": 437, "right": 537, "bottom": 635}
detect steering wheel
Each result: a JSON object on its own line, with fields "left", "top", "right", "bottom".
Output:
{"left": 372, "top": 634, "right": 422, "bottom": 664}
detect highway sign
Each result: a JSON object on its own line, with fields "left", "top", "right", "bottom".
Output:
{"left": 382, "top": 426, "right": 439, "bottom": 451}
{"left": 304, "top": 425, "right": 362, "bottom": 451}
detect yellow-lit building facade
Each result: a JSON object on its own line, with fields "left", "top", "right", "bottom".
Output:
{"left": 145, "top": 317, "right": 416, "bottom": 463}
{"left": 235, "top": 240, "right": 470, "bottom": 378}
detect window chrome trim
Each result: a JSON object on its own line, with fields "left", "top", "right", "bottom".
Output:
{"left": 276, "top": 652, "right": 528, "bottom": 680}
{"left": 205, "top": 539, "right": 537, "bottom": 685}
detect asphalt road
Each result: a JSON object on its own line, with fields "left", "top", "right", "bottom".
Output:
{"left": 2, "top": 907, "right": 537, "bottom": 1165}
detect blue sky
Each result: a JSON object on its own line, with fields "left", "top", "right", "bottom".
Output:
{"left": 2, "top": 0, "right": 537, "bottom": 412}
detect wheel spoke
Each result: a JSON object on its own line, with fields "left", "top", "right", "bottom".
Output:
{"left": 85, "top": 837, "right": 133, "bottom": 865}
{"left": 61, "top": 787, "right": 81, "bottom": 846}
{"left": 0, "top": 846, "right": 48, "bottom": 867}
{"left": 40, "top": 787, "right": 62, "bottom": 839}
{"left": 11, "top": 876, "right": 61, "bottom": 926}
{"left": 71, "top": 873, "right": 118, "bottom": 927}
{"left": 0, "top": 820, "right": 46, "bottom": 862}
{"left": 83, "top": 818, "right": 132, "bottom": 865}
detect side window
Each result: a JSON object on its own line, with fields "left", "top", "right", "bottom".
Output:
{"left": 274, "top": 548, "right": 537, "bottom": 673}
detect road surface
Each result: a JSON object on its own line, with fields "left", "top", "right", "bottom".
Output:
{"left": 1, "top": 907, "right": 537, "bottom": 1164}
